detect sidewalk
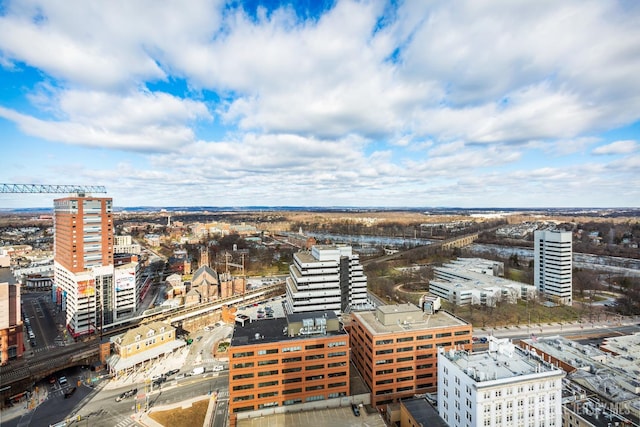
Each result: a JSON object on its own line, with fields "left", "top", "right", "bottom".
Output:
{"left": 0, "top": 383, "right": 50, "bottom": 425}
{"left": 133, "top": 393, "right": 216, "bottom": 427}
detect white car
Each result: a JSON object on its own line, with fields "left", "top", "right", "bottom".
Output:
{"left": 58, "top": 376, "right": 68, "bottom": 386}
{"left": 213, "top": 365, "right": 224, "bottom": 372}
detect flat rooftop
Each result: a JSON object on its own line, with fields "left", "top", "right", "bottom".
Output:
{"left": 401, "top": 397, "right": 448, "bottom": 427}
{"left": 523, "top": 335, "right": 640, "bottom": 404}
{"left": 231, "top": 312, "right": 347, "bottom": 347}
{"left": 444, "top": 345, "right": 563, "bottom": 383}
{"left": 294, "top": 251, "right": 317, "bottom": 263}
{"left": 354, "top": 308, "right": 469, "bottom": 335}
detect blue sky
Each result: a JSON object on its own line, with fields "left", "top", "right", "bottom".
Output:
{"left": 0, "top": 0, "right": 639, "bottom": 209}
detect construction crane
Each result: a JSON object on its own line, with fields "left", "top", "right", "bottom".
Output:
{"left": 0, "top": 184, "right": 107, "bottom": 193}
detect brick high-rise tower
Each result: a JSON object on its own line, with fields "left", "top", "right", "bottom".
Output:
{"left": 54, "top": 194, "right": 114, "bottom": 337}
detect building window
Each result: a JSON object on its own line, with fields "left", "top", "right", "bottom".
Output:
{"left": 233, "top": 362, "right": 254, "bottom": 369}
{"left": 233, "top": 351, "right": 254, "bottom": 358}
{"left": 258, "top": 381, "right": 278, "bottom": 387}
{"left": 305, "top": 344, "right": 324, "bottom": 350}
{"left": 232, "top": 395, "right": 254, "bottom": 402}
{"left": 306, "top": 364, "right": 324, "bottom": 371}
{"left": 258, "top": 391, "right": 278, "bottom": 398}
{"left": 397, "top": 336, "right": 414, "bottom": 343}
{"left": 232, "top": 384, "right": 254, "bottom": 391}
{"left": 328, "top": 382, "right": 347, "bottom": 388}
{"left": 258, "top": 348, "right": 278, "bottom": 355}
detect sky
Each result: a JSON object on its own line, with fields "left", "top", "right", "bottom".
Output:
{"left": 0, "top": 0, "right": 639, "bottom": 209}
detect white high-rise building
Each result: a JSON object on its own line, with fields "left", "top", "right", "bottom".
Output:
{"left": 285, "top": 245, "right": 368, "bottom": 314}
{"left": 534, "top": 230, "right": 572, "bottom": 305}
{"left": 438, "top": 337, "right": 565, "bottom": 427}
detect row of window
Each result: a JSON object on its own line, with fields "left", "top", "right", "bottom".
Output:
{"left": 232, "top": 363, "right": 346, "bottom": 380}
{"left": 233, "top": 392, "right": 348, "bottom": 413}
{"left": 233, "top": 353, "right": 347, "bottom": 370}
{"left": 373, "top": 330, "right": 469, "bottom": 346}
{"left": 232, "top": 383, "right": 348, "bottom": 402}
{"left": 233, "top": 342, "right": 347, "bottom": 358}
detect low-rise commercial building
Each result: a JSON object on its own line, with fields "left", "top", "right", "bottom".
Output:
{"left": 228, "top": 311, "right": 350, "bottom": 426}
{"left": 429, "top": 258, "right": 536, "bottom": 306}
{"left": 107, "top": 321, "right": 185, "bottom": 378}
{"left": 519, "top": 335, "right": 640, "bottom": 425}
{"left": 350, "top": 303, "right": 472, "bottom": 408}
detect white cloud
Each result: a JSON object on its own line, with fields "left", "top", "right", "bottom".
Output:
{"left": 0, "top": 0, "right": 639, "bottom": 207}
{"left": 0, "top": 90, "right": 211, "bottom": 151}
{"left": 592, "top": 140, "right": 638, "bottom": 155}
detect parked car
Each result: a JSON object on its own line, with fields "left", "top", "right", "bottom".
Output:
{"left": 116, "top": 388, "right": 137, "bottom": 402}
{"left": 213, "top": 365, "right": 224, "bottom": 372}
{"left": 58, "top": 376, "right": 68, "bottom": 386}
{"left": 152, "top": 376, "right": 166, "bottom": 386}
{"left": 164, "top": 369, "right": 179, "bottom": 377}
{"left": 351, "top": 403, "right": 360, "bottom": 416}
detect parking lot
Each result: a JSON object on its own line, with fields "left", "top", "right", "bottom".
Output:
{"left": 236, "top": 295, "right": 286, "bottom": 320}
{"left": 237, "top": 404, "right": 385, "bottom": 427}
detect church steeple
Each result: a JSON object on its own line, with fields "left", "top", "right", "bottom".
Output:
{"left": 200, "top": 246, "right": 209, "bottom": 268}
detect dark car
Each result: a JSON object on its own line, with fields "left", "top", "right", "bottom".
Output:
{"left": 165, "top": 369, "right": 179, "bottom": 377}
{"left": 64, "top": 387, "right": 77, "bottom": 399}
{"left": 153, "top": 376, "right": 166, "bottom": 386}
{"left": 116, "top": 388, "right": 137, "bottom": 402}
{"left": 351, "top": 403, "right": 360, "bottom": 416}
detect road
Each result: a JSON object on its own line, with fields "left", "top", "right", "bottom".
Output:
{"left": 75, "top": 373, "right": 230, "bottom": 427}
{"left": 21, "top": 292, "right": 66, "bottom": 356}
{"left": 3, "top": 370, "right": 230, "bottom": 427}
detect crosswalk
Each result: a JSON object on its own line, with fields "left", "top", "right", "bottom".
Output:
{"left": 86, "top": 409, "right": 138, "bottom": 427}
{"left": 115, "top": 418, "right": 137, "bottom": 427}
{"left": 33, "top": 344, "right": 63, "bottom": 353}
